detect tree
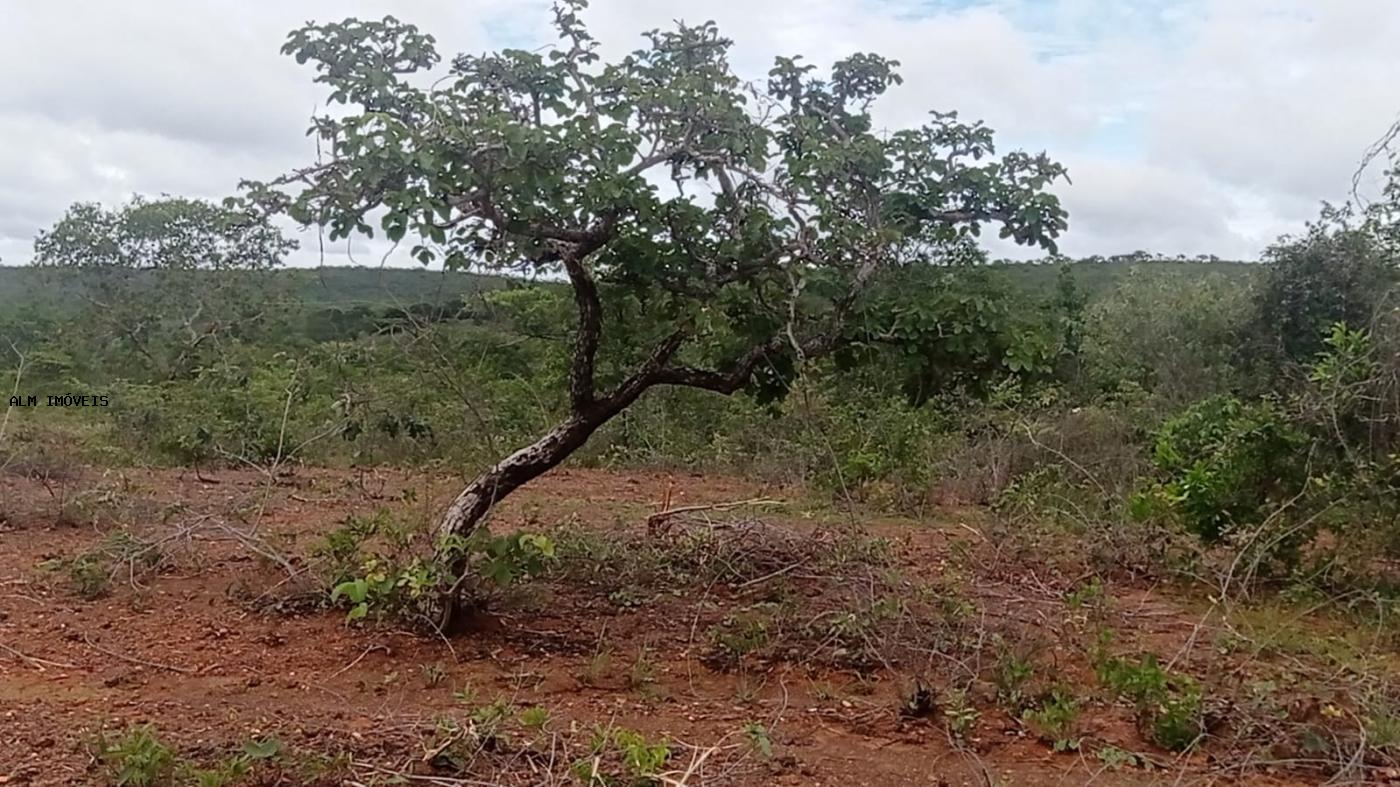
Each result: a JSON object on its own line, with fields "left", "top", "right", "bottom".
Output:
{"left": 247, "top": 2, "right": 1068, "bottom": 625}
{"left": 32, "top": 196, "right": 296, "bottom": 380}
{"left": 1083, "top": 268, "right": 1249, "bottom": 407}
{"left": 1246, "top": 207, "right": 1397, "bottom": 373}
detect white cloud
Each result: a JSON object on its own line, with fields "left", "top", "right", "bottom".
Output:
{"left": 1143, "top": 0, "right": 1400, "bottom": 223}
{"left": 1, "top": 0, "right": 1398, "bottom": 267}
{"left": 1048, "top": 155, "right": 1245, "bottom": 258}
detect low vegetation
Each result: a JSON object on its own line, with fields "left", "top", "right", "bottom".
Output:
{"left": 5, "top": 2, "right": 1400, "bottom": 785}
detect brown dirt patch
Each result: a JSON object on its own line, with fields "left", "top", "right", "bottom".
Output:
{"left": 0, "top": 466, "right": 1358, "bottom": 785}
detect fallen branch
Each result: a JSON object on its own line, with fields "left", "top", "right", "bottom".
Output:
{"left": 328, "top": 643, "right": 389, "bottom": 679}
{"left": 352, "top": 760, "right": 501, "bottom": 786}
{"left": 735, "top": 559, "right": 809, "bottom": 589}
{"left": 657, "top": 743, "right": 725, "bottom": 786}
{"left": 0, "top": 641, "right": 77, "bottom": 671}
{"left": 82, "top": 632, "right": 194, "bottom": 674}
{"left": 199, "top": 519, "right": 304, "bottom": 581}
{"left": 646, "top": 498, "right": 784, "bottom": 535}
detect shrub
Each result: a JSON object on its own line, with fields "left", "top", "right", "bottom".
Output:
{"left": 1021, "top": 688, "right": 1081, "bottom": 752}
{"left": 328, "top": 529, "right": 556, "bottom": 623}
{"left": 1094, "top": 637, "right": 1205, "bottom": 751}
{"left": 573, "top": 727, "right": 671, "bottom": 786}
{"left": 1246, "top": 217, "right": 1397, "bottom": 372}
{"left": 1081, "top": 268, "right": 1250, "bottom": 408}
{"left": 95, "top": 726, "right": 176, "bottom": 786}
{"left": 1148, "top": 395, "right": 1309, "bottom": 544}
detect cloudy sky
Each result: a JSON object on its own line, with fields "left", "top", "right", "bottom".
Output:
{"left": 2, "top": 0, "right": 1398, "bottom": 266}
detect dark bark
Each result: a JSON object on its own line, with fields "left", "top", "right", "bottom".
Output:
{"left": 430, "top": 409, "right": 606, "bottom": 629}
{"left": 433, "top": 411, "right": 605, "bottom": 546}
{"left": 560, "top": 253, "right": 602, "bottom": 408}
{"left": 429, "top": 329, "right": 689, "bottom": 629}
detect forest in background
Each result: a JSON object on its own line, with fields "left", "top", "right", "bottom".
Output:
{"left": 4, "top": 2, "right": 1400, "bottom": 781}
{"left": 3, "top": 234, "right": 1395, "bottom": 589}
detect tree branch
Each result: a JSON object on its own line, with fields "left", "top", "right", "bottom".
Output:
{"left": 598, "top": 329, "right": 690, "bottom": 411}
{"left": 931, "top": 207, "right": 1012, "bottom": 224}
{"left": 651, "top": 337, "right": 784, "bottom": 394}
{"left": 561, "top": 250, "right": 604, "bottom": 409}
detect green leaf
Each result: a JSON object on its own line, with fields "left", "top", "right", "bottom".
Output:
{"left": 242, "top": 737, "right": 282, "bottom": 760}
{"left": 332, "top": 579, "right": 368, "bottom": 604}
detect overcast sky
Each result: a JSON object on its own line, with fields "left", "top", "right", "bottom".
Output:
{"left": 2, "top": 0, "right": 1398, "bottom": 267}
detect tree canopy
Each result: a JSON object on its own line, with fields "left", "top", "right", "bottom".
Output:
{"left": 35, "top": 196, "right": 294, "bottom": 272}
{"left": 247, "top": 2, "right": 1068, "bottom": 410}
{"left": 31, "top": 196, "right": 295, "bottom": 380}
{"left": 244, "top": 0, "right": 1070, "bottom": 623}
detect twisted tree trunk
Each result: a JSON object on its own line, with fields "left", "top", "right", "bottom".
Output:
{"left": 433, "top": 413, "right": 603, "bottom": 544}
{"left": 429, "top": 401, "right": 625, "bottom": 629}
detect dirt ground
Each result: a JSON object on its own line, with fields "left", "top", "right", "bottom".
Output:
{"left": 0, "top": 466, "right": 1374, "bottom": 785}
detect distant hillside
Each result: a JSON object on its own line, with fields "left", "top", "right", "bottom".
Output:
{"left": 0, "top": 266, "right": 515, "bottom": 314}
{"left": 281, "top": 267, "right": 514, "bottom": 307}
{"left": 0, "top": 266, "right": 55, "bottom": 312}
{"left": 988, "top": 259, "right": 1258, "bottom": 300}
{"left": 0, "top": 259, "right": 1259, "bottom": 317}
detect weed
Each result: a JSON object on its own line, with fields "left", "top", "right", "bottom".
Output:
{"left": 1022, "top": 689, "right": 1081, "bottom": 752}
{"left": 67, "top": 554, "right": 110, "bottom": 600}
{"left": 608, "top": 586, "right": 648, "bottom": 608}
{"left": 1095, "top": 649, "right": 1168, "bottom": 706}
{"left": 573, "top": 726, "right": 671, "bottom": 786}
{"left": 293, "top": 750, "right": 354, "bottom": 783}
{"left": 1150, "top": 686, "right": 1204, "bottom": 752}
{"left": 1093, "top": 636, "right": 1205, "bottom": 751}
{"left": 182, "top": 736, "right": 282, "bottom": 787}
{"left": 629, "top": 645, "right": 657, "bottom": 693}
{"left": 733, "top": 675, "right": 762, "bottom": 705}
{"left": 581, "top": 647, "right": 613, "bottom": 688}
{"left": 744, "top": 722, "right": 773, "bottom": 759}
{"left": 471, "top": 698, "right": 515, "bottom": 744}
{"left": 1096, "top": 745, "right": 1145, "bottom": 770}
{"left": 241, "top": 736, "right": 283, "bottom": 762}
{"left": 943, "top": 687, "right": 980, "bottom": 739}
{"left": 1368, "top": 709, "right": 1400, "bottom": 751}
{"left": 452, "top": 682, "right": 478, "bottom": 705}
{"left": 518, "top": 706, "right": 551, "bottom": 732}
{"left": 95, "top": 726, "right": 176, "bottom": 787}
{"left": 615, "top": 728, "right": 671, "bottom": 781}
{"left": 313, "top": 510, "right": 391, "bottom": 583}
{"left": 185, "top": 763, "right": 248, "bottom": 787}
{"left": 826, "top": 530, "right": 895, "bottom": 568}
{"left": 709, "top": 610, "right": 771, "bottom": 666}
{"left": 1064, "top": 577, "right": 1105, "bottom": 610}
{"left": 425, "top": 717, "right": 476, "bottom": 772}
{"left": 421, "top": 661, "right": 448, "bottom": 688}
{"left": 993, "top": 643, "right": 1036, "bottom": 710}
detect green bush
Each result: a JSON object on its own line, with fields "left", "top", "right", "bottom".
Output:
{"left": 1148, "top": 395, "right": 1308, "bottom": 544}
{"left": 328, "top": 528, "right": 556, "bottom": 624}
{"left": 1094, "top": 640, "right": 1205, "bottom": 751}
{"left": 1081, "top": 268, "right": 1250, "bottom": 409}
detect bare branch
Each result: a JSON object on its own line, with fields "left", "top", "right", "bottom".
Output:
{"left": 652, "top": 337, "right": 785, "bottom": 395}
{"left": 599, "top": 328, "right": 689, "bottom": 410}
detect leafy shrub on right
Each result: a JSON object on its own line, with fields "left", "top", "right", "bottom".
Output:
{"left": 1143, "top": 395, "right": 1309, "bottom": 547}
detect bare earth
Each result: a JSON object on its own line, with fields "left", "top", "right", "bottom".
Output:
{"left": 0, "top": 466, "right": 1355, "bottom": 785}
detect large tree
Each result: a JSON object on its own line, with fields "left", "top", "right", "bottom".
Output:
{"left": 247, "top": 2, "right": 1068, "bottom": 625}
{"left": 32, "top": 196, "right": 295, "bottom": 380}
